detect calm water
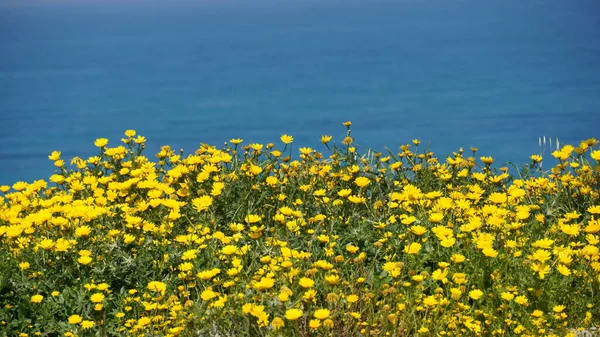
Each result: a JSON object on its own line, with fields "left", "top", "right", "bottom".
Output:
{"left": 1, "top": 0, "right": 599, "bottom": 185}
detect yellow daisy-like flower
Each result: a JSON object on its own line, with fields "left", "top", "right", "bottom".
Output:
{"left": 354, "top": 176, "right": 370, "bottom": 188}
{"left": 410, "top": 225, "right": 427, "bottom": 236}
{"left": 68, "top": 314, "right": 83, "bottom": 324}
{"left": 404, "top": 242, "right": 422, "bottom": 255}
{"left": 30, "top": 294, "right": 44, "bottom": 303}
{"left": 501, "top": 292, "right": 515, "bottom": 301}
{"left": 346, "top": 294, "right": 359, "bottom": 303}
{"left": 245, "top": 214, "right": 261, "bottom": 223}
{"left": 81, "top": 320, "right": 95, "bottom": 329}
{"left": 299, "top": 277, "right": 315, "bottom": 288}
{"left": 78, "top": 256, "right": 93, "bottom": 265}
{"left": 345, "top": 245, "right": 359, "bottom": 254}
{"left": 285, "top": 308, "right": 303, "bottom": 321}
{"left": 469, "top": 289, "right": 484, "bottom": 300}
{"left": 309, "top": 319, "right": 321, "bottom": 329}
{"left": 280, "top": 134, "right": 294, "bottom": 144}
{"left": 94, "top": 138, "right": 109, "bottom": 148}
{"left": 321, "top": 135, "right": 332, "bottom": 144}
{"left": 48, "top": 150, "right": 61, "bottom": 161}
{"left": 192, "top": 195, "right": 213, "bottom": 212}
{"left": 271, "top": 317, "right": 285, "bottom": 331}
{"left": 313, "top": 309, "right": 330, "bottom": 320}
{"left": 89, "top": 293, "right": 105, "bottom": 303}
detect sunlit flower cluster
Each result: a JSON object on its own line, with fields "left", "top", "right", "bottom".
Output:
{"left": 1, "top": 125, "right": 599, "bottom": 336}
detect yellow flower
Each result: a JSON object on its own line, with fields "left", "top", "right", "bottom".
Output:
{"left": 422, "top": 295, "right": 437, "bottom": 307}
{"left": 68, "top": 314, "right": 83, "bottom": 324}
{"left": 124, "top": 129, "right": 136, "bottom": 137}
{"left": 280, "top": 134, "right": 294, "bottom": 144}
{"left": 12, "top": 181, "right": 28, "bottom": 191}
{"left": 78, "top": 256, "right": 93, "bottom": 265}
{"left": 219, "top": 245, "right": 237, "bottom": 255}
{"left": 354, "top": 176, "right": 370, "bottom": 188}
{"left": 530, "top": 249, "right": 552, "bottom": 263}
{"left": 299, "top": 277, "right": 315, "bottom": 288}
{"left": 348, "top": 195, "right": 366, "bottom": 204}
{"left": 451, "top": 254, "right": 466, "bottom": 263}
{"left": 553, "top": 305, "right": 566, "bottom": 313}
{"left": 299, "top": 147, "right": 313, "bottom": 155}
{"left": 532, "top": 310, "right": 544, "bottom": 317}
{"left": 480, "top": 156, "right": 494, "bottom": 165}
{"left": 123, "top": 234, "right": 136, "bottom": 244}
{"left": 192, "top": 195, "right": 213, "bottom": 212}
{"left": 346, "top": 294, "right": 359, "bottom": 303}
{"left": 469, "top": 289, "right": 484, "bottom": 300}
{"left": 404, "top": 242, "right": 422, "bottom": 255}
{"left": 96, "top": 283, "right": 109, "bottom": 291}
{"left": 133, "top": 135, "right": 146, "bottom": 144}
{"left": 501, "top": 292, "right": 515, "bottom": 301}
{"left": 30, "top": 294, "right": 44, "bottom": 303}
{"left": 178, "top": 262, "right": 193, "bottom": 272}
{"left": 324, "top": 274, "right": 340, "bottom": 285}
{"left": 515, "top": 295, "right": 528, "bottom": 306}
{"left": 309, "top": 319, "right": 321, "bottom": 329}
{"left": 94, "top": 138, "right": 109, "bottom": 148}
{"left": 412, "top": 275, "right": 424, "bottom": 283}
{"left": 81, "top": 320, "right": 95, "bottom": 329}
{"left": 590, "top": 149, "right": 600, "bottom": 161}
{"left": 48, "top": 151, "right": 61, "bottom": 161}
{"left": 285, "top": 308, "right": 303, "bottom": 321}
{"left": 337, "top": 189, "right": 352, "bottom": 197}
{"left": 440, "top": 236, "right": 456, "bottom": 248}
{"left": 313, "top": 308, "right": 330, "bottom": 320}
{"left": 138, "top": 317, "right": 152, "bottom": 326}
{"left": 488, "top": 193, "right": 507, "bottom": 204}
{"left": 182, "top": 249, "right": 198, "bottom": 260}
{"left": 482, "top": 248, "right": 498, "bottom": 258}
{"left": 245, "top": 214, "right": 261, "bottom": 223}
{"left": 75, "top": 225, "right": 92, "bottom": 237}
{"left": 401, "top": 215, "right": 417, "bottom": 225}
{"left": 38, "top": 238, "right": 55, "bottom": 251}
{"left": 452, "top": 273, "right": 467, "bottom": 285}
{"left": 89, "top": 293, "right": 105, "bottom": 303}
{"left": 271, "top": 317, "right": 285, "bottom": 331}
{"left": 254, "top": 277, "right": 275, "bottom": 291}
{"left": 530, "top": 154, "right": 542, "bottom": 162}
{"left": 201, "top": 288, "right": 218, "bottom": 301}
{"left": 321, "top": 135, "right": 332, "bottom": 144}
{"left": 560, "top": 223, "right": 580, "bottom": 236}
{"left": 410, "top": 225, "right": 427, "bottom": 236}
{"left": 345, "top": 245, "right": 359, "bottom": 254}
{"left": 532, "top": 238, "right": 554, "bottom": 249}
{"left": 557, "top": 264, "right": 571, "bottom": 276}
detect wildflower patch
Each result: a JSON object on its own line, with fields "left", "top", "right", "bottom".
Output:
{"left": 0, "top": 124, "right": 599, "bottom": 336}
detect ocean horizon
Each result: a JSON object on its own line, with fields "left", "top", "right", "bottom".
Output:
{"left": 1, "top": 0, "right": 599, "bottom": 185}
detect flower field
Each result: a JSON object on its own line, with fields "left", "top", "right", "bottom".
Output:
{"left": 1, "top": 123, "right": 599, "bottom": 337}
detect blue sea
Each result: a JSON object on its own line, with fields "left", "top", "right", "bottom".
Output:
{"left": 1, "top": 0, "right": 599, "bottom": 185}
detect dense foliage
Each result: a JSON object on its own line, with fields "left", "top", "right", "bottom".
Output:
{"left": 1, "top": 123, "right": 599, "bottom": 337}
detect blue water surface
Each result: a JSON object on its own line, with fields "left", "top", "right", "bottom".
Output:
{"left": 1, "top": 0, "right": 599, "bottom": 184}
